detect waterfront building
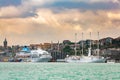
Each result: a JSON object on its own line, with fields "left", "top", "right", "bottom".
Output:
{"left": 30, "top": 43, "right": 51, "bottom": 50}
{"left": 49, "top": 41, "right": 68, "bottom": 61}
{"left": 30, "top": 44, "right": 42, "bottom": 49}
{"left": 100, "top": 37, "right": 113, "bottom": 46}
{"left": 115, "top": 36, "right": 120, "bottom": 41}
{"left": 42, "top": 43, "right": 51, "bottom": 50}
{"left": 101, "top": 48, "right": 120, "bottom": 63}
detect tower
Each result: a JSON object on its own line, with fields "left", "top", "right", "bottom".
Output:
{"left": 3, "top": 38, "right": 7, "bottom": 48}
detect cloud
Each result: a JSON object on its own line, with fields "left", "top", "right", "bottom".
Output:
{"left": 0, "top": 0, "right": 120, "bottom": 45}
{"left": 74, "top": 0, "right": 120, "bottom": 3}
{"left": 0, "top": 6, "right": 22, "bottom": 18}
{"left": 0, "top": 0, "right": 120, "bottom": 18}
{"left": 0, "top": 8, "right": 120, "bottom": 45}
{"left": 0, "top": 18, "right": 33, "bottom": 35}
{"left": 107, "top": 12, "right": 120, "bottom": 20}
{"left": 0, "top": 0, "right": 55, "bottom": 18}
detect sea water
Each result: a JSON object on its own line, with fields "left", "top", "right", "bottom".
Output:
{"left": 0, "top": 63, "right": 120, "bottom": 80}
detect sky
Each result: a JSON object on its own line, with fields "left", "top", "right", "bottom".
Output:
{"left": 0, "top": 0, "right": 120, "bottom": 46}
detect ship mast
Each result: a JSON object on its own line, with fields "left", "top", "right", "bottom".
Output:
{"left": 82, "top": 32, "right": 84, "bottom": 55}
{"left": 90, "top": 32, "right": 92, "bottom": 50}
{"left": 75, "top": 33, "right": 77, "bottom": 56}
{"left": 57, "top": 41, "right": 60, "bottom": 53}
{"left": 97, "top": 32, "right": 100, "bottom": 56}
{"left": 88, "top": 32, "right": 92, "bottom": 56}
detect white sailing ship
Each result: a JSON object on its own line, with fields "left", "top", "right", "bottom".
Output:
{"left": 65, "top": 32, "right": 106, "bottom": 63}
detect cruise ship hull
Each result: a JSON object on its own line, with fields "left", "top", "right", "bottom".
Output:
{"left": 31, "top": 58, "right": 51, "bottom": 62}
{"left": 15, "top": 47, "right": 52, "bottom": 62}
{"left": 31, "top": 55, "right": 52, "bottom": 62}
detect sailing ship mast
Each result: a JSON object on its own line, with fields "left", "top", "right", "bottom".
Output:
{"left": 75, "top": 33, "right": 77, "bottom": 56}
{"left": 82, "top": 32, "right": 84, "bottom": 55}
{"left": 88, "top": 32, "right": 92, "bottom": 56}
{"left": 97, "top": 32, "right": 100, "bottom": 56}
{"left": 57, "top": 41, "right": 60, "bottom": 52}
{"left": 90, "top": 32, "right": 92, "bottom": 50}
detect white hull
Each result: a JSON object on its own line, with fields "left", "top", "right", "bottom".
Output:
{"left": 65, "top": 59, "right": 80, "bottom": 63}
{"left": 16, "top": 48, "right": 52, "bottom": 62}
{"left": 30, "top": 48, "right": 52, "bottom": 62}
{"left": 79, "top": 58, "right": 106, "bottom": 63}
{"left": 79, "top": 56, "right": 106, "bottom": 63}
{"left": 65, "top": 55, "right": 81, "bottom": 63}
{"left": 65, "top": 56, "right": 106, "bottom": 63}
{"left": 65, "top": 59, "right": 106, "bottom": 63}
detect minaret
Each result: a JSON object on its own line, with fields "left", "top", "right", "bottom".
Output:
{"left": 3, "top": 38, "right": 7, "bottom": 48}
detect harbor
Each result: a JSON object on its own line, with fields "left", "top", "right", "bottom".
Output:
{"left": 0, "top": 0, "right": 120, "bottom": 80}
{"left": 0, "top": 36, "right": 120, "bottom": 63}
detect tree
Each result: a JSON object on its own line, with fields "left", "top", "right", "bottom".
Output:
{"left": 63, "top": 46, "right": 73, "bottom": 55}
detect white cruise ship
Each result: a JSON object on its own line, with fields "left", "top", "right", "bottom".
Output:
{"left": 31, "top": 48, "right": 52, "bottom": 62}
{"left": 15, "top": 47, "right": 52, "bottom": 62}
